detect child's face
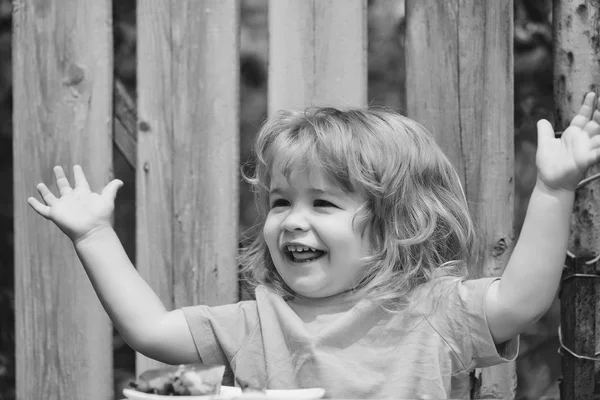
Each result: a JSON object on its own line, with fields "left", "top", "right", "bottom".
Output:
{"left": 263, "top": 165, "right": 370, "bottom": 299}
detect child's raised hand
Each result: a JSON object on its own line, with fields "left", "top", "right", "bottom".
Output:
{"left": 536, "top": 92, "right": 600, "bottom": 192}
{"left": 28, "top": 165, "right": 123, "bottom": 243}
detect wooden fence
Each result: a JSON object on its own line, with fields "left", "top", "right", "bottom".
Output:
{"left": 554, "top": 2, "right": 600, "bottom": 400}
{"left": 11, "top": 0, "right": 598, "bottom": 399}
{"left": 406, "top": 1, "right": 515, "bottom": 397}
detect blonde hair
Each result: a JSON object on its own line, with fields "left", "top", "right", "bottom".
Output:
{"left": 239, "top": 107, "right": 475, "bottom": 308}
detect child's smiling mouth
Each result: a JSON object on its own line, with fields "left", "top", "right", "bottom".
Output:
{"left": 283, "top": 245, "right": 327, "bottom": 263}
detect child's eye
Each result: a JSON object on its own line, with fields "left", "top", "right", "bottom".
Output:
{"left": 314, "top": 199, "right": 336, "bottom": 208}
{"left": 270, "top": 199, "right": 289, "bottom": 208}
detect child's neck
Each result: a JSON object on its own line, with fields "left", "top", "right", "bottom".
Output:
{"left": 288, "top": 290, "right": 361, "bottom": 323}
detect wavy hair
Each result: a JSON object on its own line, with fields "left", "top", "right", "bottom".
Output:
{"left": 239, "top": 107, "right": 476, "bottom": 308}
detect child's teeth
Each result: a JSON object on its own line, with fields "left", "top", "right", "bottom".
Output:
{"left": 291, "top": 249, "right": 324, "bottom": 262}
{"left": 287, "top": 245, "right": 317, "bottom": 252}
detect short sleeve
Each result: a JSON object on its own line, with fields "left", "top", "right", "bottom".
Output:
{"left": 182, "top": 300, "right": 260, "bottom": 381}
{"left": 456, "top": 277, "right": 519, "bottom": 369}
{"left": 416, "top": 277, "right": 519, "bottom": 373}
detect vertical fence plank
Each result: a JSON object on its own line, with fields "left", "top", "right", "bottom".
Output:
{"left": 137, "top": 0, "right": 240, "bottom": 373}
{"left": 171, "top": 1, "right": 240, "bottom": 308}
{"left": 406, "top": 1, "right": 516, "bottom": 398}
{"left": 137, "top": 0, "right": 175, "bottom": 373}
{"left": 405, "top": 1, "right": 463, "bottom": 171}
{"left": 13, "top": 1, "right": 113, "bottom": 399}
{"left": 457, "top": 1, "right": 514, "bottom": 282}
{"left": 268, "top": 0, "right": 367, "bottom": 113}
{"left": 560, "top": 257, "right": 596, "bottom": 400}
{"left": 553, "top": 1, "right": 600, "bottom": 398}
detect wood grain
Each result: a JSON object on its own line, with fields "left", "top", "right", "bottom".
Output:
{"left": 137, "top": 0, "right": 175, "bottom": 373}
{"left": 553, "top": 1, "right": 600, "bottom": 398}
{"left": 268, "top": 0, "right": 367, "bottom": 114}
{"left": 13, "top": 0, "right": 113, "bottom": 399}
{"left": 170, "top": 0, "right": 240, "bottom": 308}
{"left": 406, "top": 1, "right": 516, "bottom": 398}
{"left": 136, "top": 0, "right": 240, "bottom": 373}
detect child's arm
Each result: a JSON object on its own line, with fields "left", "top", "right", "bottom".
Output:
{"left": 28, "top": 165, "right": 200, "bottom": 364}
{"left": 485, "top": 92, "right": 600, "bottom": 344}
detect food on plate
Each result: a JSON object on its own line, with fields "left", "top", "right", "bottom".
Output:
{"left": 129, "top": 363, "right": 225, "bottom": 395}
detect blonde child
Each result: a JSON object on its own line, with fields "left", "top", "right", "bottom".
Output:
{"left": 29, "top": 93, "right": 600, "bottom": 398}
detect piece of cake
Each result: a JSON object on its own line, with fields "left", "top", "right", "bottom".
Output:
{"left": 130, "top": 363, "right": 225, "bottom": 395}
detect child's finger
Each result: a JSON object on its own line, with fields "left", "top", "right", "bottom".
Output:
{"left": 591, "top": 109, "right": 600, "bottom": 130}
{"left": 583, "top": 113, "right": 600, "bottom": 137}
{"left": 583, "top": 147, "right": 600, "bottom": 167}
{"left": 100, "top": 179, "right": 123, "bottom": 202}
{"left": 590, "top": 135, "right": 600, "bottom": 148}
{"left": 73, "top": 164, "right": 91, "bottom": 191}
{"left": 570, "top": 92, "right": 596, "bottom": 129}
{"left": 536, "top": 119, "right": 555, "bottom": 148}
{"left": 36, "top": 183, "right": 57, "bottom": 206}
{"left": 53, "top": 166, "right": 73, "bottom": 196}
{"left": 27, "top": 197, "right": 51, "bottom": 218}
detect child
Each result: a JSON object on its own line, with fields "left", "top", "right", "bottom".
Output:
{"left": 29, "top": 93, "right": 600, "bottom": 398}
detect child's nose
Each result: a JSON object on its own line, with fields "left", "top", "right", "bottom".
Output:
{"left": 280, "top": 206, "right": 310, "bottom": 232}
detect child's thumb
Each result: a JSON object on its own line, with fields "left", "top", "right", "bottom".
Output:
{"left": 536, "top": 119, "right": 555, "bottom": 146}
{"left": 101, "top": 179, "right": 123, "bottom": 202}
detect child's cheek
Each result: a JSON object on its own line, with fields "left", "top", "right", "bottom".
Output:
{"left": 262, "top": 215, "right": 281, "bottom": 253}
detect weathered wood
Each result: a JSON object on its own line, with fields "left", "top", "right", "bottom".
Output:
{"left": 406, "top": 1, "right": 462, "bottom": 172}
{"left": 114, "top": 79, "right": 137, "bottom": 169}
{"left": 170, "top": 0, "right": 240, "bottom": 307}
{"left": 406, "top": 1, "right": 516, "bottom": 398}
{"left": 559, "top": 256, "right": 596, "bottom": 400}
{"left": 136, "top": 0, "right": 240, "bottom": 373}
{"left": 268, "top": 0, "right": 367, "bottom": 113}
{"left": 136, "top": 0, "right": 174, "bottom": 373}
{"left": 553, "top": 1, "right": 600, "bottom": 398}
{"left": 12, "top": 1, "right": 113, "bottom": 399}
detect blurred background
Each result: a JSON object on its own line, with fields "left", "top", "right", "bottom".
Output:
{"left": 0, "top": 0, "right": 558, "bottom": 399}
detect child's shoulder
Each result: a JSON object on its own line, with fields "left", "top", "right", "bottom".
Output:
{"left": 410, "top": 275, "right": 462, "bottom": 296}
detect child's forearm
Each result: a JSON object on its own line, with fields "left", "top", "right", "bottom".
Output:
{"left": 496, "top": 180, "right": 574, "bottom": 323}
{"left": 74, "top": 226, "right": 169, "bottom": 351}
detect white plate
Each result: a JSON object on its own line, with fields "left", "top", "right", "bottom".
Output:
{"left": 258, "top": 388, "right": 326, "bottom": 399}
{"left": 123, "top": 386, "right": 241, "bottom": 400}
{"left": 123, "top": 386, "right": 325, "bottom": 400}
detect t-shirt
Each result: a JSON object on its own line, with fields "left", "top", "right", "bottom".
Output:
{"left": 182, "top": 276, "right": 518, "bottom": 399}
